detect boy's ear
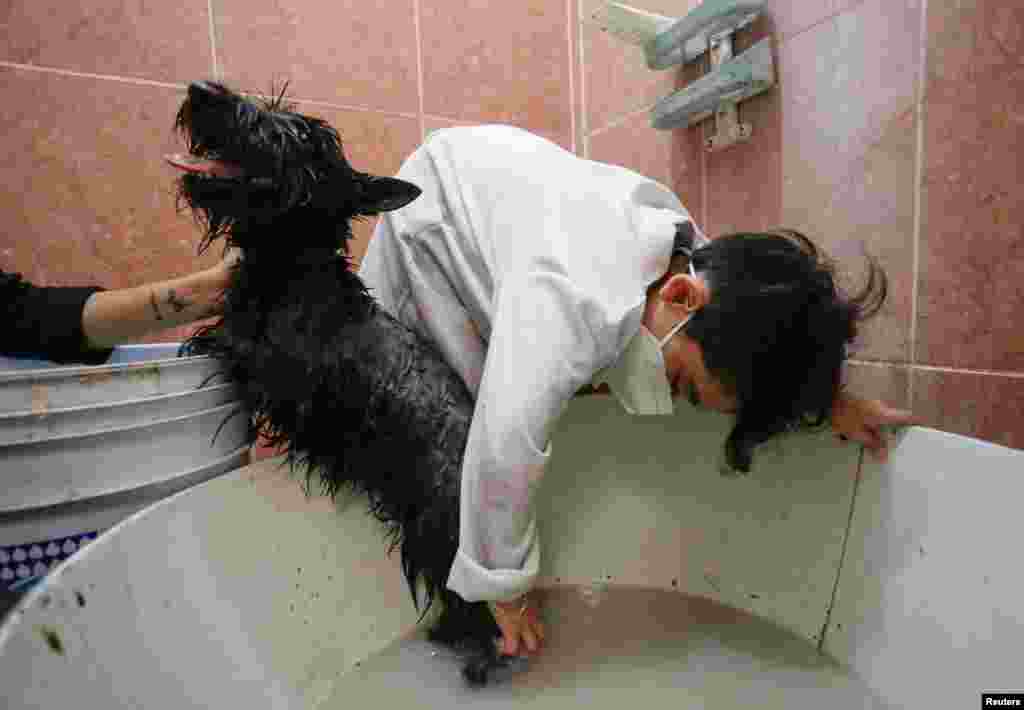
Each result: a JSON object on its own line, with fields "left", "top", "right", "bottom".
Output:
{"left": 358, "top": 176, "right": 422, "bottom": 214}
{"left": 663, "top": 272, "right": 710, "bottom": 311}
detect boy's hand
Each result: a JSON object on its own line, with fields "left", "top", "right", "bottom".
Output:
{"left": 831, "top": 392, "right": 919, "bottom": 463}
{"left": 489, "top": 593, "right": 545, "bottom": 658}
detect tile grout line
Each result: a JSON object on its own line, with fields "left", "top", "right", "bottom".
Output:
{"left": 206, "top": 0, "right": 221, "bottom": 81}
{"left": 413, "top": 0, "right": 426, "bottom": 142}
{"left": 783, "top": 0, "right": 865, "bottom": 45}
{"left": 0, "top": 60, "right": 419, "bottom": 121}
{"left": 566, "top": 0, "right": 578, "bottom": 155}
{"left": 848, "top": 358, "right": 1024, "bottom": 380}
{"left": 286, "top": 99, "right": 419, "bottom": 120}
{"left": 701, "top": 120, "right": 708, "bottom": 232}
{"left": 587, "top": 98, "right": 662, "bottom": 138}
{"left": 908, "top": 0, "right": 929, "bottom": 408}
{"left": 694, "top": 42, "right": 709, "bottom": 233}
{"left": 914, "top": 364, "right": 1024, "bottom": 379}
{"left": 577, "top": 0, "right": 590, "bottom": 158}
{"left": 817, "top": 445, "right": 865, "bottom": 653}
{"left": 700, "top": 44, "right": 709, "bottom": 233}
{"left": 0, "top": 61, "right": 182, "bottom": 89}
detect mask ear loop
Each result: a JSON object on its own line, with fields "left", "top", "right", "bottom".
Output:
{"left": 658, "top": 314, "right": 691, "bottom": 349}
{"left": 657, "top": 254, "right": 700, "bottom": 349}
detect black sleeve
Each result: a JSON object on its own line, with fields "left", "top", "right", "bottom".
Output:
{"left": 1, "top": 270, "right": 115, "bottom": 365}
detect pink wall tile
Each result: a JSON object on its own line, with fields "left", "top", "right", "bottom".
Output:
{"left": 424, "top": 112, "right": 571, "bottom": 154}
{"left": 915, "top": 0, "right": 1024, "bottom": 372}
{"left": 215, "top": 0, "right": 419, "bottom": 114}
{"left": 765, "top": 0, "right": 861, "bottom": 40}
{"left": 424, "top": 116, "right": 469, "bottom": 137}
{"left": 0, "top": 69, "right": 206, "bottom": 294}
{"left": 0, "top": 0, "right": 212, "bottom": 83}
{"left": 701, "top": 16, "right": 781, "bottom": 238}
{"left": 844, "top": 362, "right": 910, "bottom": 410}
{"left": 912, "top": 369, "right": 1024, "bottom": 451}
{"left": 419, "top": 0, "right": 574, "bottom": 149}
{"left": 0, "top": 70, "right": 213, "bottom": 345}
{"left": 568, "top": 0, "right": 584, "bottom": 154}
{"left": 778, "top": 0, "right": 922, "bottom": 363}
{"left": 309, "top": 108, "right": 422, "bottom": 266}
{"left": 703, "top": 86, "right": 782, "bottom": 236}
{"left": 588, "top": 111, "right": 703, "bottom": 226}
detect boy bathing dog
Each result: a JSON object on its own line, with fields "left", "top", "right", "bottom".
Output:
{"left": 358, "top": 123, "right": 916, "bottom": 661}
{"left": 166, "top": 81, "right": 914, "bottom": 682}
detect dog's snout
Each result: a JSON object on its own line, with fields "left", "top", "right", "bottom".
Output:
{"left": 188, "top": 81, "right": 220, "bottom": 101}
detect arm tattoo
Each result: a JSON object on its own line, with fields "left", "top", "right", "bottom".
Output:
{"left": 166, "top": 287, "right": 194, "bottom": 314}
{"left": 150, "top": 291, "right": 164, "bottom": 321}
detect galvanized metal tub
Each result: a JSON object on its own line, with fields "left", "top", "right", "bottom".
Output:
{"left": 0, "top": 382, "right": 239, "bottom": 446}
{"left": 0, "top": 354, "right": 229, "bottom": 415}
{"left": 1, "top": 401, "right": 249, "bottom": 514}
{"left": 0, "top": 343, "right": 249, "bottom": 601}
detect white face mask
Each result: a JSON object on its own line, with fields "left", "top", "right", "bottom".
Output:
{"left": 594, "top": 314, "right": 694, "bottom": 415}
{"left": 593, "top": 261, "right": 700, "bottom": 416}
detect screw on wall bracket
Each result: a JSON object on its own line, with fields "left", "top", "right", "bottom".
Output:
{"left": 704, "top": 33, "right": 753, "bottom": 152}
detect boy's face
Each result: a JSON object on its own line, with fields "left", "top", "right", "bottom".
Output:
{"left": 666, "top": 331, "right": 737, "bottom": 414}
{"left": 643, "top": 273, "right": 737, "bottom": 415}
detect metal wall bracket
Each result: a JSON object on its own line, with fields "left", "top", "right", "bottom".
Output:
{"left": 589, "top": 0, "right": 775, "bottom": 153}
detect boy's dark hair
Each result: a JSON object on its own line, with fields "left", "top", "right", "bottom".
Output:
{"left": 667, "top": 226, "right": 886, "bottom": 473}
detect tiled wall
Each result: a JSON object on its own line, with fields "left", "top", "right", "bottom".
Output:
{"left": 583, "top": 0, "right": 1023, "bottom": 451}
{"left": 1, "top": 0, "right": 1020, "bottom": 449}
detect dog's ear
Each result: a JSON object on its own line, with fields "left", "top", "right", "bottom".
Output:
{"left": 358, "top": 176, "right": 422, "bottom": 214}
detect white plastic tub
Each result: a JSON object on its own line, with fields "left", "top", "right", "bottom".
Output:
{"left": 0, "top": 448, "right": 247, "bottom": 593}
{"left": 1, "top": 398, "right": 1019, "bottom": 708}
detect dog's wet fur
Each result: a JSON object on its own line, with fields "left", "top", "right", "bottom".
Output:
{"left": 172, "top": 80, "right": 508, "bottom": 686}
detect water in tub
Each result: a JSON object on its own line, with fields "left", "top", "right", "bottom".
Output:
{"left": 321, "top": 586, "right": 892, "bottom": 708}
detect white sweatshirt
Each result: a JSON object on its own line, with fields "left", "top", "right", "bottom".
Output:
{"left": 357, "top": 125, "right": 704, "bottom": 604}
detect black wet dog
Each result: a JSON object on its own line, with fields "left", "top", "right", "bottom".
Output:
{"left": 170, "top": 80, "right": 506, "bottom": 685}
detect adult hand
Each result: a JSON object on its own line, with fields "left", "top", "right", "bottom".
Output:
{"left": 831, "top": 392, "right": 919, "bottom": 463}
{"left": 489, "top": 593, "right": 545, "bottom": 658}
{"left": 80, "top": 246, "right": 243, "bottom": 348}
{"left": 211, "top": 247, "right": 241, "bottom": 289}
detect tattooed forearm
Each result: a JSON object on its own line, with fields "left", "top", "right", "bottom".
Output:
{"left": 150, "top": 291, "right": 164, "bottom": 321}
{"left": 166, "top": 287, "right": 193, "bottom": 314}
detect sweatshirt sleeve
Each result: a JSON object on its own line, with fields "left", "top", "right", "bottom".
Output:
{"left": 1, "top": 270, "right": 114, "bottom": 365}
{"left": 445, "top": 266, "right": 599, "bottom": 603}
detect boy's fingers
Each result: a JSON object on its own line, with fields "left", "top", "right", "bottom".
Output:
{"left": 492, "top": 614, "right": 517, "bottom": 656}
{"left": 521, "top": 626, "right": 539, "bottom": 654}
{"left": 492, "top": 596, "right": 544, "bottom": 658}
{"left": 502, "top": 630, "right": 519, "bottom": 657}
{"left": 870, "top": 439, "right": 889, "bottom": 463}
{"left": 847, "top": 428, "right": 873, "bottom": 447}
